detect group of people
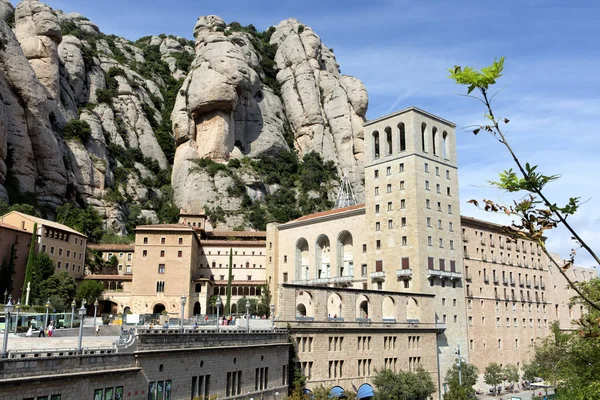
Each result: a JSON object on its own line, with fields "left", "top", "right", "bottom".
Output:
{"left": 24, "top": 319, "right": 54, "bottom": 338}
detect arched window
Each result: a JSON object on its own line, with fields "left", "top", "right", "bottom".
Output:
{"left": 443, "top": 131, "right": 449, "bottom": 159}
{"left": 372, "top": 131, "right": 380, "bottom": 159}
{"left": 431, "top": 127, "right": 437, "bottom": 156}
{"left": 337, "top": 231, "right": 353, "bottom": 277}
{"left": 250, "top": 287, "right": 256, "bottom": 295}
{"left": 296, "top": 238, "right": 309, "bottom": 281}
{"left": 316, "top": 235, "right": 331, "bottom": 279}
{"left": 193, "top": 302, "right": 201, "bottom": 315}
{"left": 398, "top": 122, "right": 406, "bottom": 152}
{"left": 385, "top": 127, "right": 392, "bottom": 155}
{"left": 421, "top": 123, "right": 427, "bottom": 153}
{"left": 406, "top": 298, "right": 420, "bottom": 321}
{"left": 232, "top": 287, "right": 238, "bottom": 296}
{"left": 327, "top": 293, "right": 343, "bottom": 318}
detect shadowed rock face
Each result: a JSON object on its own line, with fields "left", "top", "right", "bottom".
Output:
{"left": 0, "top": 1, "right": 368, "bottom": 231}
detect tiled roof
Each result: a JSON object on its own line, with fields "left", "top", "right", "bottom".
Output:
{"left": 1, "top": 211, "right": 86, "bottom": 237}
{"left": 84, "top": 274, "right": 133, "bottom": 281}
{"left": 199, "top": 240, "right": 265, "bottom": 246}
{"left": 293, "top": 203, "right": 365, "bottom": 222}
{"left": 88, "top": 244, "right": 135, "bottom": 251}
{"left": 135, "top": 223, "right": 195, "bottom": 231}
{"left": 204, "top": 230, "right": 267, "bottom": 238}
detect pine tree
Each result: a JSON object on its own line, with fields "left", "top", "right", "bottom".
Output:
{"left": 22, "top": 222, "right": 37, "bottom": 301}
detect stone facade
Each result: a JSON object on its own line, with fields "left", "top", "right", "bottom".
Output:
{"left": 0, "top": 331, "right": 290, "bottom": 400}
{"left": 0, "top": 221, "right": 32, "bottom": 300}
{"left": 0, "top": 211, "right": 87, "bottom": 285}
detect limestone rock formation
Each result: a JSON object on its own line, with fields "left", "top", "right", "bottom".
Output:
{"left": 0, "top": 1, "right": 368, "bottom": 234}
{"left": 270, "top": 19, "right": 367, "bottom": 199}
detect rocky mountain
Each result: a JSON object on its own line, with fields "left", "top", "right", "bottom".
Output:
{"left": 0, "top": 0, "right": 368, "bottom": 235}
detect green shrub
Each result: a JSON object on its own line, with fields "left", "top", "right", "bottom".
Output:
{"left": 96, "top": 88, "right": 117, "bottom": 105}
{"left": 189, "top": 158, "right": 228, "bottom": 177}
{"left": 298, "top": 25, "right": 305, "bottom": 34}
{"left": 63, "top": 119, "right": 92, "bottom": 142}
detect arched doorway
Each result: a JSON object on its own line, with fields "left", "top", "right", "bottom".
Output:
{"left": 315, "top": 235, "right": 331, "bottom": 279}
{"left": 153, "top": 303, "right": 166, "bottom": 315}
{"left": 327, "top": 293, "right": 343, "bottom": 318}
{"left": 296, "top": 238, "right": 309, "bottom": 280}
{"left": 356, "top": 295, "right": 369, "bottom": 319}
{"left": 382, "top": 296, "right": 395, "bottom": 321}
{"left": 337, "top": 231, "right": 353, "bottom": 277}
{"left": 193, "top": 302, "right": 201, "bottom": 316}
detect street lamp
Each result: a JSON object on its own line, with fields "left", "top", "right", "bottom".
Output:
{"left": 93, "top": 300, "right": 99, "bottom": 330}
{"left": 14, "top": 299, "right": 20, "bottom": 333}
{"left": 180, "top": 295, "right": 186, "bottom": 333}
{"left": 44, "top": 299, "right": 51, "bottom": 331}
{"left": 245, "top": 300, "right": 250, "bottom": 332}
{"left": 77, "top": 302, "right": 86, "bottom": 353}
{"left": 70, "top": 300, "right": 76, "bottom": 329}
{"left": 2, "top": 296, "right": 14, "bottom": 358}
{"left": 216, "top": 295, "right": 222, "bottom": 332}
{"left": 455, "top": 345, "right": 463, "bottom": 386}
{"left": 270, "top": 304, "right": 276, "bottom": 331}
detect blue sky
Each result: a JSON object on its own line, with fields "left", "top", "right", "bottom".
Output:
{"left": 40, "top": 0, "right": 600, "bottom": 268}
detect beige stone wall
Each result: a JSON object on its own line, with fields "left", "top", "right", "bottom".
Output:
{"left": 1, "top": 212, "right": 87, "bottom": 280}
{"left": 363, "top": 108, "right": 468, "bottom": 384}
{"left": 462, "top": 217, "right": 554, "bottom": 373}
{"left": 0, "top": 224, "right": 31, "bottom": 299}
{"left": 130, "top": 226, "right": 197, "bottom": 317}
{"left": 276, "top": 284, "right": 439, "bottom": 394}
{"left": 547, "top": 253, "right": 596, "bottom": 329}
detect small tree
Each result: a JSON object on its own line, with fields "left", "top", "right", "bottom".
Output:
{"left": 63, "top": 119, "right": 92, "bottom": 142}
{"left": 30, "top": 252, "right": 55, "bottom": 304}
{"left": 76, "top": 280, "right": 104, "bottom": 304}
{"left": 444, "top": 361, "right": 479, "bottom": 400}
{"left": 373, "top": 367, "right": 436, "bottom": 400}
{"left": 38, "top": 272, "right": 76, "bottom": 310}
{"left": 484, "top": 363, "right": 504, "bottom": 397}
{"left": 503, "top": 364, "right": 519, "bottom": 388}
{"left": 0, "top": 244, "right": 15, "bottom": 298}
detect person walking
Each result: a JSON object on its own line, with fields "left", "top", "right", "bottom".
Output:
{"left": 38, "top": 322, "right": 46, "bottom": 337}
{"left": 95, "top": 323, "right": 100, "bottom": 336}
{"left": 48, "top": 321, "right": 54, "bottom": 338}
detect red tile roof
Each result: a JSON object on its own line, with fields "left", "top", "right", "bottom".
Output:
{"left": 135, "top": 223, "right": 195, "bottom": 231}
{"left": 84, "top": 274, "right": 133, "bottom": 281}
{"left": 0, "top": 221, "right": 31, "bottom": 233}
{"left": 88, "top": 244, "right": 135, "bottom": 251}
{"left": 204, "top": 230, "right": 267, "bottom": 238}
{"left": 293, "top": 204, "right": 365, "bottom": 222}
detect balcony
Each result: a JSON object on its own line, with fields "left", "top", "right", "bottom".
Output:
{"left": 396, "top": 269, "right": 413, "bottom": 279}
{"left": 427, "top": 270, "right": 462, "bottom": 281}
{"left": 370, "top": 271, "right": 386, "bottom": 281}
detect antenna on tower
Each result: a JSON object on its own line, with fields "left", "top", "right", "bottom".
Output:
{"left": 334, "top": 171, "right": 357, "bottom": 209}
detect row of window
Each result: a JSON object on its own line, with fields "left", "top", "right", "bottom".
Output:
{"left": 143, "top": 237, "right": 184, "bottom": 245}
{"left": 467, "top": 247, "right": 545, "bottom": 269}
{"left": 106, "top": 252, "right": 133, "bottom": 261}
{"left": 202, "top": 250, "right": 263, "bottom": 256}
{"left": 143, "top": 250, "right": 184, "bottom": 258}
{"left": 370, "top": 123, "right": 451, "bottom": 160}
{"left": 41, "top": 245, "right": 83, "bottom": 260}
{"left": 468, "top": 299, "right": 548, "bottom": 313}
{"left": 200, "top": 261, "right": 263, "bottom": 269}
{"left": 427, "top": 236, "right": 455, "bottom": 249}
{"left": 57, "top": 261, "right": 82, "bottom": 273}
{"left": 44, "top": 227, "right": 85, "bottom": 246}
{"left": 470, "top": 338, "right": 536, "bottom": 351}
{"left": 373, "top": 163, "right": 451, "bottom": 180}
{"left": 469, "top": 316, "right": 549, "bottom": 329}
{"left": 466, "top": 229, "right": 542, "bottom": 255}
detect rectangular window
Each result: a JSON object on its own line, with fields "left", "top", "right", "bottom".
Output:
{"left": 283, "top": 272, "right": 288, "bottom": 282}
{"left": 399, "top": 163, "right": 404, "bottom": 172}
{"left": 386, "top": 166, "right": 391, "bottom": 175}
{"left": 424, "top": 163, "right": 429, "bottom": 172}
{"left": 450, "top": 240, "right": 454, "bottom": 250}
{"left": 178, "top": 250, "right": 183, "bottom": 258}
{"left": 158, "top": 264, "right": 165, "bottom": 274}
{"left": 438, "top": 219, "right": 442, "bottom": 229}
{"left": 427, "top": 217, "right": 431, "bottom": 227}
{"left": 399, "top": 181, "right": 405, "bottom": 190}
{"left": 426, "top": 199, "right": 431, "bottom": 209}
{"left": 375, "top": 187, "right": 379, "bottom": 195}
{"left": 446, "top": 170, "right": 450, "bottom": 179}
{"left": 374, "top": 169, "right": 379, "bottom": 178}
{"left": 425, "top": 181, "right": 430, "bottom": 190}
{"left": 375, "top": 204, "right": 380, "bottom": 213}
{"left": 160, "top": 250, "right": 165, "bottom": 257}
{"left": 143, "top": 237, "right": 148, "bottom": 244}
{"left": 143, "top": 250, "right": 147, "bottom": 257}
{"left": 388, "top": 220, "right": 393, "bottom": 229}
{"left": 361, "top": 264, "right": 367, "bottom": 276}
{"left": 401, "top": 236, "right": 407, "bottom": 245}
{"left": 375, "top": 222, "right": 380, "bottom": 231}
{"left": 447, "top": 187, "right": 451, "bottom": 196}
{"left": 386, "top": 184, "right": 392, "bottom": 193}
{"left": 376, "top": 240, "right": 381, "bottom": 249}
{"left": 387, "top": 202, "right": 392, "bottom": 211}
{"left": 449, "top": 222, "right": 453, "bottom": 231}
{"left": 50, "top": 246, "right": 55, "bottom": 254}
{"left": 161, "top": 237, "right": 166, "bottom": 244}
{"left": 401, "top": 217, "right": 407, "bottom": 226}
{"left": 435, "top": 166, "right": 440, "bottom": 176}
{"left": 436, "top": 183, "right": 441, "bottom": 193}
{"left": 448, "top": 204, "right": 453, "bottom": 214}
{"left": 362, "top": 244, "right": 367, "bottom": 253}
{"left": 58, "top": 248, "right": 63, "bottom": 256}
{"left": 428, "top": 236, "right": 432, "bottom": 246}
{"left": 400, "top": 199, "right": 406, "bottom": 208}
